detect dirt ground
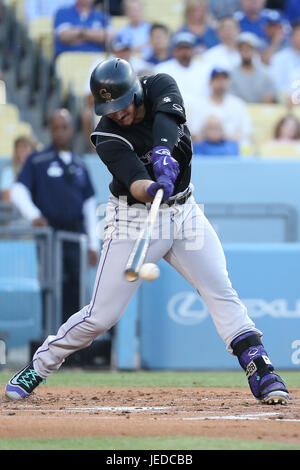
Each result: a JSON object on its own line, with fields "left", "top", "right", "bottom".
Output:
{"left": 0, "top": 386, "right": 300, "bottom": 445}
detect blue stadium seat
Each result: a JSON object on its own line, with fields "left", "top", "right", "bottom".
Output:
{"left": 0, "top": 240, "right": 42, "bottom": 350}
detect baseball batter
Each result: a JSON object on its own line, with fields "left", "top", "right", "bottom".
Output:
{"left": 6, "top": 58, "right": 289, "bottom": 405}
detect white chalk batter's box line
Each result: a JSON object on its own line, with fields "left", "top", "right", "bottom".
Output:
{"left": 2, "top": 406, "right": 300, "bottom": 422}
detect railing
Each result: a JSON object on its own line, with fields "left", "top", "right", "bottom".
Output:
{"left": 53, "top": 230, "right": 89, "bottom": 331}
{"left": 0, "top": 224, "right": 89, "bottom": 338}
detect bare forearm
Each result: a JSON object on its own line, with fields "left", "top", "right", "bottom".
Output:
{"left": 81, "top": 28, "right": 107, "bottom": 45}
{"left": 130, "top": 180, "right": 153, "bottom": 202}
{"left": 58, "top": 28, "right": 85, "bottom": 45}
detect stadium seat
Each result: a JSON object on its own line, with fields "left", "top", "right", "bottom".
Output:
{"left": 246, "top": 104, "right": 288, "bottom": 153}
{"left": 259, "top": 141, "right": 300, "bottom": 159}
{"left": 0, "top": 105, "right": 34, "bottom": 156}
{"left": 0, "top": 103, "right": 19, "bottom": 123}
{"left": 28, "top": 16, "right": 54, "bottom": 59}
{"left": 0, "top": 240, "right": 43, "bottom": 351}
{"left": 144, "top": 0, "right": 184, "bottom": 31}
{"left": 55, "top": 52, "right": 106, "bottom": 99}
{"left": 4, "top": 0, "right": 26, "bottom": 23}
{"left": 111, "top": 15, "right": 129, "bottom": 31}
{"left": 0, "top": 81, "right": 7, "bottom": 105}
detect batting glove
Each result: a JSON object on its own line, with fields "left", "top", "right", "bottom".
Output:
{"left": 151, "top": 146, "right": 180, "bottom": 184}
{"left": 146, "top": 175, "right": 174, "bottom": 201}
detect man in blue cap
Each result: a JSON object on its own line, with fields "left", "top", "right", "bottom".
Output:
{"left": 262, "top": 9, "right": 290, "bottom": 63}
{"left": 154, "top": 31, "right": 211, "bottom": 110}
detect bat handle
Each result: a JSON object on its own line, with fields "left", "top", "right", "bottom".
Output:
{"left": 124, "top": 188, "right": 164, "bottom": 282}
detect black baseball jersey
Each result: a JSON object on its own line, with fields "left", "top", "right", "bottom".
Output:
{"left": 91, "top": 73, "right": 193, "bottom": 205}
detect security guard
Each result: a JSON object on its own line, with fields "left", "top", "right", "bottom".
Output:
{"left": 11, "top": 109, "right": 98, "bottom": 321}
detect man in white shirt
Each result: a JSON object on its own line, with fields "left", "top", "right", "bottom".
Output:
{"left": 116, "top": 0, "right": 151, "bottom": 58}
{"left": 154, "top": 31, "right": 211, "bottom": 114}
{"left": 271, "top": 19, "right": 300, "bottom": 104}
{"left": 230, "top": 32, "right": 277, "bottom": 103}
{"left": 203, "top": 16, "right": 241, "bottom": 74}
{"left": 188, "top": 68, "right": 252, "bottom": 147}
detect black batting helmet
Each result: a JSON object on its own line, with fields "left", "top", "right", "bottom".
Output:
{"left": 90, "top": 58, "right": 144, "bottom": 116}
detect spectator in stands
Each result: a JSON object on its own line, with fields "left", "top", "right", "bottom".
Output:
{"left": 284, "top": 0, "right": 300, "bottom": 26}
{"left": 234, "top": 0, "right": 269, "bottom": 40}
{"left": 146, "top": 24, "right": 172, "bottom": 66}
{"left": 1, "top": 136, "right": 36, "bottom": 202}
{"left": 154, "top": 32, "right": 211, "bottom": 112}
{"left": 108, "top": 34, "right": 153, "bottom": 75}
{"left": 260, "top": 113, "right": 300, "bottom": 157}
{"left": 230, "top": 32, "right": 277, "bottom": 103}
{"left": 11, "top": 109, "right": 99, "bottom": 321}
{"left": 273, "top": 114, "right": 300, "bottom": 141}
{"left": 54, "top": 0, "right": 112, "bottom": 57}
{"left": 116, "top": 0, "right": 151, "bottom": 57}
{"left": 188, "top": 68, "right": 252, "bottom": 148}
{"left": 203, "top": 16, "right": 241, "bottom": 73}
{"left": 271, "top": 19, "right": 300, "bottom": 104}
{"left": 177, "top": 0, "right": 219, "bottom": 54}
{"left": 25, "top": 0, "right": 75, "bottom": 22}
{"left": 193, "top": 115, "right": 240, "bottom": 157}
{"left": 80, "top": 36, "right": 153, "bottom": 151}
{"left": 261, "top": 9, "right": 290, "bottom": 65}
{"left": 208, "top": 0, "right": 241, "bottom": 21}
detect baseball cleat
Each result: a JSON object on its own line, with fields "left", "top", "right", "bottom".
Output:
{"left": 5, "top": 361, "right": 43, "bottom": 400}
{"left": 255, "top": 372, "right": 290, "bottom": 405}
{"left": 260, "top": 390, "right": 290, "bottom": 406}
{"left": 231, "top": 333, "right": 290, "bottom": 405}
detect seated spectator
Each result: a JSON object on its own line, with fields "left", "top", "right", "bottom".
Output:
{"left": 261, "top": 9, "right": 290, "bottom": 65}
{"left": 146, "top": 23, "right": 172, "bottom": 66}
{"left": 154, "top": 32, "right": 211, "bottom": 111}
{"left": 230, "top": 32, "right": 277, "bottom": 103}
{"left": 193, "top": 115, "right": 240, "bottom": 157}
{"left": 54, "top": 0, "right": 112, "bottom": 57}
{"left": 116, "top": 0, "right": 151, "bottom": 58}
{"left": 203, "top": 16, "right": 241, "bottom": 73}
{"left": 108, "top": 35, "right": 153, "bottom": 75}
{"left": 188, "top": 68, "right": 252, "bottom": 148}
{"left": 234, "top": 0, "right": 269, "bottom": 40}
{"left": 208, "top": 0, "right": 241, "bottom": 21}
{"left": 284, "top": 0, "right": 300, "bottom": 26}
{"left": 260, "top": 113, "right": 300, "bottom": 157}
{"left": 25, "top": 0, "right": 75, "bottom": 22}
{"left": 177, "top": 0, "right": 219, "bottom": 54}
{"left": 1, "top": 135, "right": 36, "bottom": 202}
{"left": 273, "top": 114, "right": 300, "bottom": 141}
{"left": 271, "top": 19, "right": 300, "bottom": 104}
{"left": 80, "top": 37, "right": 153, "bottom": 151}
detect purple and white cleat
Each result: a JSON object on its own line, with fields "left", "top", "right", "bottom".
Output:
{"left": 5, "top": 362, "right": 43, "bottom": 400}
{"left": 231, "top": 333, "right": 290, "bottom": 405}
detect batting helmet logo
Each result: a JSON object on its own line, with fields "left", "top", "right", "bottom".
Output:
{"left": 99, "top": 88, "right": 113, "bottom": 102}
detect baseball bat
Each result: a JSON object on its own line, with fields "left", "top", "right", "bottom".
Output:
{"left": 124, "top": 188, "right": 164, "bottom": 282}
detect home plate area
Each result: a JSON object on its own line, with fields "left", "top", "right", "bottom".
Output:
{"left": 0, "top": 387, "right": 299, "bottom": 444}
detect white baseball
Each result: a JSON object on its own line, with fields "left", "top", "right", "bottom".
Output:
{"left": 139, "top": 263, "right": 160, "bottom": 282}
